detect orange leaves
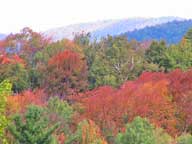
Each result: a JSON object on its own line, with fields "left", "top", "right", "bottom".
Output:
{"left": 7, "top": 89, "right": 46, "bottom": 114}
{"left": 0, "top": 54, "right": 25, "bottom": 66}
{"left": 70, "top": 69, "right": 192, "bottom": 136}
{"left": 130, "top": 80, "right": 176, "bottom": 135}
{"left": 62, "top": 39, "right": 84, "bottom": 56}
{"left": 76, "top": 71, "right": 179, "bottom": 135}
{"left": 79, "top": 120, "right": 107, "bottom": 144}
{"left": 0, "top": 54, "right": 11, "bottom": 64}
{"left": 120, "top": 79, "right": 177, "bottom": 135}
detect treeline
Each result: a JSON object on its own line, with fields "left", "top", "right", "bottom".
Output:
{"left": 0, "top": 27, "right": 192, "bottom": 143}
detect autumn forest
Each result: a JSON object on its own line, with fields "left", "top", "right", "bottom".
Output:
{"left": 0, "top": 27, "right": 192, "bottom": 144}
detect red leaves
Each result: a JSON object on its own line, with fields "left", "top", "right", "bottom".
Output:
{"left": 168, "top": 69, "right": 192, "bottom": 132}
{"left": 5, "top": 27, "right": 51, "bottom": 59}
{"left": 48, "top": 50, "right": 82, "bottom": 75}
{"left": 75, "top": 71, "right": 190, "bottom": 135}
{"left": 46, "top": 50, "right": 88, "bottom": 97}
{"left": 81, "top": 86, "right": 119, "bottom": 129}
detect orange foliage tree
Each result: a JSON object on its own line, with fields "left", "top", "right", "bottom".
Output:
{"left": 0, "top": 54, "right": 25, "bottom": 66}
{"left": 121, "top": 77, "right": 177, "bottom": 135}
{"left": 7, "top": 89, "right": 46, "bottom": 114}
{"left": 74, "top": 69, "right": 192, "bottom": 136}
{"left": 65, "top": 119, "right": 107, "bottom": 144}
{"left": 80, "top": 120, "right": 107, "bottom": 144}
{"left": 74, "top": 71, "right": 179, "bottom": 136}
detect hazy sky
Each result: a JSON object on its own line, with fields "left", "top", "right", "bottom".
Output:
{"left": 0, "top": 0, "right": 191, "bottom": 33}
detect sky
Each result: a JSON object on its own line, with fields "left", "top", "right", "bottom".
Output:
{"left": 0, "top": 0, "right": 191, "bottom": 34}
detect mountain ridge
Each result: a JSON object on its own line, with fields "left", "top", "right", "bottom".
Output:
{"left": 123, "top": 20, "right": 192, "bottom": 44}
{"left": 44, "top": 17, "right": 184, "bottom": 41}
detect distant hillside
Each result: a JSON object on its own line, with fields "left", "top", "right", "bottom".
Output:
{"left": 44, "top": 17, "right": 183, "bottom": 41}
{"left": 124, "top": 20, "right": 192, "bottom": 44}
{"left": 0, "top": 33, "right": 6, "bottom": 40}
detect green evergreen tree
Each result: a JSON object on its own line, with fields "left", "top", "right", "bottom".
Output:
{"left": 47, "top": 97, "right": 74, "bottom": 137}
{"left": 184, "top": 28, "right": 192, "bottom": 43}
{"left": 8, "top": 105, "right": 59, "bottom": 144}
{"left": 115, "top": 117, "right": 156, "bottom": 144}
{"left": 145, "top": 40, "right": 167, "bottom": 68}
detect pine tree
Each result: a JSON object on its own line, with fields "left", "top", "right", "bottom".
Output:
{"left": 8, "top": 105, "right": 59, "bottom": 144}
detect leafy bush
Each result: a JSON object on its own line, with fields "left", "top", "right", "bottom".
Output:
{"left": 115, "top": 117, "right": 173, "bottom": 144}
{"left": 47, "top": 97, "right": 74, "bottom": 121}
{"left": 177, "top": 134, "right": 192, "bottom": 144}
{"left": 154, "top": 128, "right": 173, "bottom": 144}
{"left": 115, "top": 117, "right": 156, "bottom": 144}
{"left": 0, "top": 80, "right": 12, "bottom": 144}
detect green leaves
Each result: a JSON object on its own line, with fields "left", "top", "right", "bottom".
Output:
{"left": 115, "top": 117, "right": 174, "bottom": 144}
{"left": 89, "top": 36, "right": 147, "bottom": 88}
{"left": 184, "top": 28, "right": 192, "bottom": 43}
{"left": 145, "top": 40, "right": 167, "bottom": 68}
{"left": 8, "top": 105, "right": 59, "bottom": 144}
{"left": 115, "top": 117, "right": 156, "bottom": 144}
{"left": 0, "top": 63, "right": 29, "bottom": 93}
{"left": 177, "top": 134, "right": 192, "bottom": 144}
{"left": 145, "top": 29, "right": 192, "bottom": 72}
{"left": 0, "top": 80, "right": 12, "bottom": 144}
{"left": 47, "top": 97, "right": 74, "bottom": 122}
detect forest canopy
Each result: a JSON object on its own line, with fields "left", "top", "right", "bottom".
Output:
{"left": 0, "top": 27, "right": 192, "bottom": 144}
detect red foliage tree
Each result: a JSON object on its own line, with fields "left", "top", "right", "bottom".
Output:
{"left": 5, "top": 27, "right": 51, "bottom": 65}
{"left": 45, "top": 50, "right": 88, "bottom": 98}
{"left": 168, "top": 69, "right": 192, "bottom": 133}
{"left": 78, "top": 86, "right": 119, "bottom": 132}
{"left": 0, "top": 54, "right": 25, "bottom": 65}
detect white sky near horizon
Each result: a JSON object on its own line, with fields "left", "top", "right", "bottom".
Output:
{"left": 0, "top": 0, "right": 191, "bottom": 34}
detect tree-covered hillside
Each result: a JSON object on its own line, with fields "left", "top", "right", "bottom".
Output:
{"left": 44, "top": 17, "right": 182, "bottom": 41}
{"left": 0, "top": 34, "right": 6, "bottom": 40}
{"left": 124, "top": 20, "right": 192, "bottom": 44}
{"left": 1, "top": 27, "right": 192, "bottom": 144}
